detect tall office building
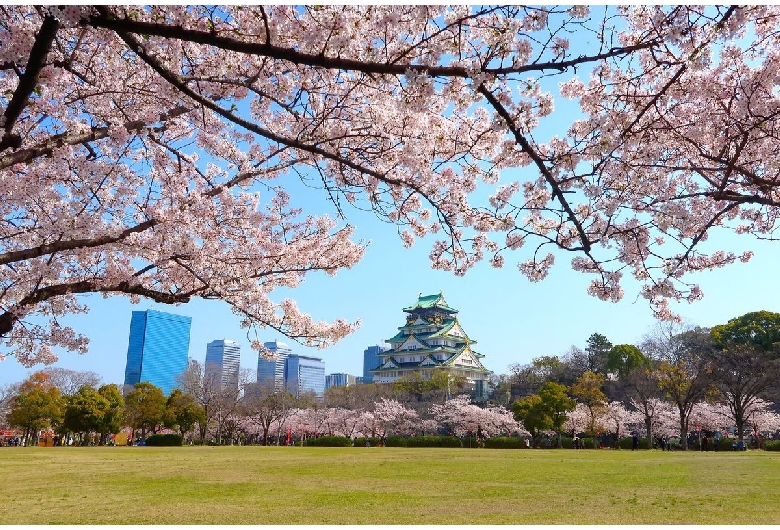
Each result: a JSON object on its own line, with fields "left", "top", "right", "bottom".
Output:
{"left": 205, "top": 339, "right": 241, "bottom": 390}
{"left": 325, "top": 372, "right": 356, "bottom": 389}
{"left": 124, "top": 310, "right": 192, "bottom": 395}
{"left": 285, "top": 354, "right": 326, "bottom": 399}
{"left": 362, "top": 345, "right": 388, "bottom": 384}
{"left": 257, "top": 340, "right": 291, "bottom": 391}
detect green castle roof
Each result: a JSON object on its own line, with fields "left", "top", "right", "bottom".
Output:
{"left": 403, "top": 292, "right": 458, "bottom": 313}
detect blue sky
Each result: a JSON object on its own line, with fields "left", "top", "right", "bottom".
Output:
{"left": 1, "top": 203, "right": 777, "bottom": 388}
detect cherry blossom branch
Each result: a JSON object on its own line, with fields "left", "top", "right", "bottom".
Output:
{"left": 478, "top": 84, "right": 593, "bottom": 254}
{"left": 0, "top": 220, "right": 156, "bottom": 267}
{"left": 0, "top": 15, "right": 59, "bottom": 152}
{"left": 84, "top": 9, "right": 660, "bottom": 78}
{"left": 0, "top": 106, "right": 190, "bottom": 170}
{"left": 0, "top": 278, "right": 197, "bottom": 337}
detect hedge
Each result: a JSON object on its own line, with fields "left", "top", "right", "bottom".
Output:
{"left": 384, "top": 435, "right": 407, "bottom": 447}
{"left": 304, "top": 436, "right": 352, "bottom": 447}
{"left": 483, "top": 436, "right": 524, "bottom": 449}
{"left": 763, "top": 440, "right": 780, "bottom": 451}
{"left": 353, "top": 437, "right": 381, "bottom": 447}
{"left": 144, "top": 434, "right": 183, "bottom": 446}
{"left": 383, "top": 435, "right": 463, "bottom": 447}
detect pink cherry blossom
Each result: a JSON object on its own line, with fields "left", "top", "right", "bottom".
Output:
{"left": 3, "top": 6, "right": 780, "bottom": 366}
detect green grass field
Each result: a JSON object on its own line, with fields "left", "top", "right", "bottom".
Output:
{"left": 1, "top": 446, "right": 778, "bottom": 524}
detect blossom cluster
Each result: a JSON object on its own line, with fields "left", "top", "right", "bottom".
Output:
{"left": 3, "top": 6, "right": 780, "bottom": 364}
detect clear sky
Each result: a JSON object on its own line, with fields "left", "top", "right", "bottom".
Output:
{"left": 1, "top": 199, "right": 777, "bottom": 389}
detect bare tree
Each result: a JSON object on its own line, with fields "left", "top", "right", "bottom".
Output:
{"left": 647, "top": 327, "right": 717, "bottom": 450}
{"left": 39, "top": 367, "right": 102, "bottom": 396}
{"left": 241, "top": 376, "right": 298, "bottom": 445}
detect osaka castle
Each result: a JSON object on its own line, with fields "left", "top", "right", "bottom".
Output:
{"left": 369, "top": 292, "right": 492, "bottom": 400}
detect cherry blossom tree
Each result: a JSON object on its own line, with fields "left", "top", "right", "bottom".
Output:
{"left": 371, "top": 398, "right": 419, "bottom": 439}
{"left": 688, "top": 401, "right": 727, "bottom": 433}
{"left": 4, "top": 6, "right": 780, "bottom": 366}
{"left": 320, "top": 407, "right": 362, "bottom": 439}
{"left": 431, "top": 394, "right": 524, "bottom": 438}
{"left": 563, "top": 403, "right": 589, "bottom": 439}
{"left": 602, "top": 401, "right": 643, "bottom": 447}
{"left": 743, "top": 399, "right": 780, "bottom": 440}
{"left": 630, "top": 397, "right": 668, "bottom": 448}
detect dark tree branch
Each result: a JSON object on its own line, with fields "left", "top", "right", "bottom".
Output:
{"left": 0, "top": 105, "right": 189, "bottom": 170}
{"left": 478, "top": 84, "right": 593, "bottom": 254}
{"left": 84, "top": 10, "right": 660, "bottom": 78}
{"left": 1, "top": 15, "right": 59, "bottom": 152}
{"left": 0, "top": 220, "right": 156, "bottom": 266}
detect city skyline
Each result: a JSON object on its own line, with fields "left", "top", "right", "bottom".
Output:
{"left": 1, "top": 221, "right": 779, "bottom": 389}
{"left": 2, "top": 236, "right": 779, "bottom": 390}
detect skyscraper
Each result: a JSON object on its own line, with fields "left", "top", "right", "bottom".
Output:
{"left": 124, "top": 310, "right": 192, "bottom": 395}
{"left": 205, "top": 339, "right": 241, "bottom": 390}
{"left": 325, "top": 372, "right": 357, "bottom": 389}
{"left": 257, "top": 340, "right": 291, "bottom": 391}
{"left": 285, "top": 354, "right": 326, "bottom": 399}
{"left": 362, "top": 345, "right": 388, "bottom": 383}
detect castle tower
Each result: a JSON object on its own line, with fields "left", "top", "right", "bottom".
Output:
{"left": 369, "top": 292, "right": 491, "bottom": 400}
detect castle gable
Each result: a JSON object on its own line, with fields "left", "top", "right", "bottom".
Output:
{"left": 451, "top": 349, "right": 485, "bottom": 369}
{"left": 397, "top": 335, "right": 427, "bottom": 351}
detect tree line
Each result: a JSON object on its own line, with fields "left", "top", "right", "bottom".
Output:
{"left": 506, "top": 311, "right": 780, "bottom": 449}
{"left": 2, "top": 310, "right": 779, "bottom": 448}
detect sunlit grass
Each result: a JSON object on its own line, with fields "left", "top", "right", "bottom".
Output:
{"left": 1, "top": 446, "right": 778, "bottom": 524}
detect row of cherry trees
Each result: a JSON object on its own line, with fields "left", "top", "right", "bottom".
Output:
{"left": 4, "top": 366, "right": 780, "bottom": 448}
{"left": 563, "top": 398, "right": 780, "bottom": 448}
{"left": 233, "top": 396, "right": 525, "bottom": 445}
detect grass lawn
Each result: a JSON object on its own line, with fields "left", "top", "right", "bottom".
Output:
{"left": 1, "top": 446, "right": 778, "bottom": 524}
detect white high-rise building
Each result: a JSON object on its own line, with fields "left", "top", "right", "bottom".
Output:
{"left": 205, "top": 339, "right": 241, "bottom": 390}
{"left": 257, "top": 340, "right": 291, "bottom": 391}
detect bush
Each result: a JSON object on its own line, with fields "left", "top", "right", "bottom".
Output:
{"left": 483, "top": 436, "right": 523, "bottom": 449}
{"left": 616, "top": 436, "right": 648, "bottom": 450}
{"left": 304, "top": 436, "right": 352, "bottom": 447}
{"left": 144, "top": 434, "right": 183, "bottom": 446}
{"left": 763, "top": 440, "right": 780, "bottom": 451}
{"left": 712, "top": 437, "right": 734, "bottom": 451}
{"left": 384, "top": 435, "right": 408, "bottom": 447}
{"left": 353, "top": 437, "right": 381, "bottom": 447}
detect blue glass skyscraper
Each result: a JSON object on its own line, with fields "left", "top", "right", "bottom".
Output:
{"left": 362, "top": 345, "right": 388, "bottom": 383}
{"left": 124, "top": 310, "right": 192, "bottom": 395}
{"left": 285, "top": 354, "right": 325, "bottom": 399}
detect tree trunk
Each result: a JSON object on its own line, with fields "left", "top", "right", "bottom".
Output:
{"left": 645, "top": 418, "right": 653, "bottom": 450}
{"left": 734, "top": 404, "right": 745, "bottom": 442}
